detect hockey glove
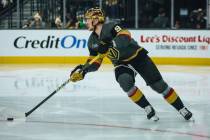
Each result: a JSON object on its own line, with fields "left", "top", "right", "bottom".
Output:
{"left": 92, "top": 40, "right": 113, "bottom": 54}
{"left": 70, "top": 65, "right": 87, "bottom": 82}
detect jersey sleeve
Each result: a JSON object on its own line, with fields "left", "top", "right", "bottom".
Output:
{"left": 111, "top": 24, "right": 131, "bottom": 48}
{"left": 85, "top": 35, "right": 103, "bottom": 72}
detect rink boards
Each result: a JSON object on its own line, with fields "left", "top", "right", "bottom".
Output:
{"left": 0, "top": 30, "right": 210, "bottom": 65}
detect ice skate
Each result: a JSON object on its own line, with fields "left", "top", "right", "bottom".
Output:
{"left": 144, "top": 105, "right": 159, "bottom": 122}
{"left": 179, "top": 107, "right": 194, "bottom": 121}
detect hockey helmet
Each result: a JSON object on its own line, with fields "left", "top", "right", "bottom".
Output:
{"left": 84, "top": 7, "right": 105, "bottom": 23}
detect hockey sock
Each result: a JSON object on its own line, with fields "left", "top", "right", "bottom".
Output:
{"left": 163, "top": 88, "right": 184, "bottom": 111}
{"left": 128, "top": 86, "right": 150, "bottom": 108}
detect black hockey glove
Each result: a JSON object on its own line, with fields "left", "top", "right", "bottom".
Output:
{"left": 70, "top": 65, "right": 87, "bottom": 82}
{"left": 92, "top": 40, "right": 113, "bottom": 54}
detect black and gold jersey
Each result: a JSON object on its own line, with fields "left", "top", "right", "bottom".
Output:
{"left": 87, "top": 22, "right": 148, "bottom": 65}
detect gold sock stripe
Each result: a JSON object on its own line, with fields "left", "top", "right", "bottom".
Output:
{"left": 165, "top": 89, "right": 178, "bottom": 104}
{"left": 129, "top": 88, "right": 143, "bottom": 102}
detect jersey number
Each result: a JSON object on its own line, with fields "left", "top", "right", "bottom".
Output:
{"left": 114, "top": 25, "right": 122, "bottom": 33}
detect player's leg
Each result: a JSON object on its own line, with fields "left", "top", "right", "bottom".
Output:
{"left": 114, "top": 65, "right": 159, "bottom": 121}
{"left": 150, "top": 79, "right": 193, "bottom": 120}
{"left": 130, "top": 55, "right": 193, "bottom": 120}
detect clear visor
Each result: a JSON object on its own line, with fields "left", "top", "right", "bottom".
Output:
{"left": 83, "top": 17, "right": 92, "bottom": 23}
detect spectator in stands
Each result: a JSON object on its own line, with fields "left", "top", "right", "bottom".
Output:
{"left": 22, "top": 17, "right": 34, "bottom": 28}
{"left": 189, "top": 10, "right": 197, "bottom": 28}
{"left": 65, "top": 19, "right": 76, "bottom": 29}
{"left": 105, "top": 0, "right": 119, "bottom": 19}
{"left": 152, "top": 8, "right": 169, "bottom": 28}
{"left": 75, "top": 12, "right": 85, "bottom": 29}
{"left": 189, "top": 8, "right": 206, "bottom": 29}
{"left": 1, "top": 0, "right": 8, "bottom": 8}
{"left": 54, "top": 16, "right": 62, "bottom": 29}
{"left": 30, "top": 12, "right": 46, "bottom": 29}
{"left": 1, "top": 0, "right": 13, "bottom": 13}
{"left": 174, "top": 20, "right": 181, "bottom": 29}
{"left": 1, "top": 0, "right": 12, "bottom": 8}
{"left": 65, "top": 13, "right": 77, "bottom": 29}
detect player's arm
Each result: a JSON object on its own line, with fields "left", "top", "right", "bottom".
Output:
{"left": 85, "top": 54, "right": 103, "bottom": 72}
{"left": 70, "top": 41, "right": 104, "bottom": 82}
{"left": 70, "top": 55, "right": 103, "bottom": 82}
{"left": 82, "top": 43, "right": 104, "bottom": 73}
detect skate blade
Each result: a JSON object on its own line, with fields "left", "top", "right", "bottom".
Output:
{"left": 186, "top": 116, "right": 195, "bottom": 123}
{"left": 151, "top": 115, "right": 159, "bottom": 122}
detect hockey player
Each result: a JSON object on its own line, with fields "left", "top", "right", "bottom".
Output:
{"left": 70, "top": 7, "right": 193, "bottom": 121}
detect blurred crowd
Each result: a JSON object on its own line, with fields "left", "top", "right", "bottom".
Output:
{"left": 22, "top": 11, "right": 86, "bottom": 29}
{"left": 150, "top": 7, "right": 207, "bottom": 29}
{"left": 1, "top": 0, "right": 208, "bottom": 29}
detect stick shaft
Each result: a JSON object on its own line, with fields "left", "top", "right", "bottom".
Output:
{"left": 25, "top": 55, "right": 101, "bottom": 117}
{"left": 25, "top": 79, "right": 70, "bottom": 117}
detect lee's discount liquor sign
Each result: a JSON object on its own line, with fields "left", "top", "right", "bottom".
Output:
{"left": 0, "top": 30, "right": 209, "bottom": 58}
{"left": 133, "top": 30, "right": 210, "bottom": 58}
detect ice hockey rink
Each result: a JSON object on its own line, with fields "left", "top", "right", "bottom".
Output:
{"left": 0, "top": 64, "right": 210, "bottom": 140}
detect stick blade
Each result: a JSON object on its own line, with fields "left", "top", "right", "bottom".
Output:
{"left": 0, "top": 107, "right": 26, "bottom": 122}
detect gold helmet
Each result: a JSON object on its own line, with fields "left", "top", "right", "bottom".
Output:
{"left": 85, "top": 7, "right": 105, "bottom": 23}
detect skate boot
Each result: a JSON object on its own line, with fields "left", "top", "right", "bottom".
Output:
{"left": 179, "top": 107, "right": 193, "bottom": 121}
{"left": 144, "top": 105, "right": 159, "bottom": 121}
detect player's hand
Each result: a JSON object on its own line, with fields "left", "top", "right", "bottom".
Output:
{"left": 93, "top": 40, "right": 113, "bottom": 54}
{"left": 70, "top": 65, "right": 87, "bottom": 82}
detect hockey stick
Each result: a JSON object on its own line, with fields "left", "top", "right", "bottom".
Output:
{"left": 24, "top": 54, "right": 102, "bottom": 118}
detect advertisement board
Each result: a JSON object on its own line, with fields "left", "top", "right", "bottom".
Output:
{"left": 0, "top": 30, "right": 91, "bottom": 56}
{"left": 1, "top": 30, "right": 210, "bottom": 57}
{"left": 0, "top": 30, "right": 210, "bottom": 64}
{"left": 133, "top": 30, "right": 210, "bottom": 58}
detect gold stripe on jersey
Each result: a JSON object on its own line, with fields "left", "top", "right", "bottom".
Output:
{"left": 164, "top": 89, "right": 178, "bottom": 104}
{"left": 122, "top": 48, "right": 143, "bottom": 62}
{"left": 87, "top": 56, "right": 103, "bottom": 64}
{"left": 117, "top": 30, "right": 131, "bottom": 37}
{"left": 129, "top": 88, "right": 143, "bottom": 102}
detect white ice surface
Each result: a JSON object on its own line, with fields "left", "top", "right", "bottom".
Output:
{"left": 0, "top": 64, "right": 210, "bottom": 140}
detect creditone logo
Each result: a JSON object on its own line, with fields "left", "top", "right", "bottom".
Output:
{"left": 13, "top": 35, "right": 87, "bottom": 49}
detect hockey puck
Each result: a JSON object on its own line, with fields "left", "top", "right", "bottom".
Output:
{"left": 7, "top": 118, "right": 14, "bottom": 121}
